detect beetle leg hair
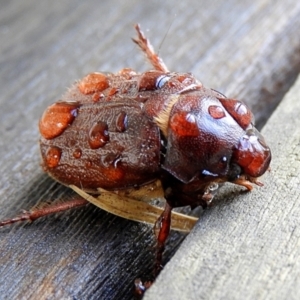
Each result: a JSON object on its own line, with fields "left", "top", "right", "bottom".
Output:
{"left": 132, "top": 24, "right": 169, "bottom": 73}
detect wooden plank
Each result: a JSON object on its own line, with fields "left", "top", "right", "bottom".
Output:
{"left": 0, "top": 0, "right": 300, "bottom": 299}
{"left": 145, "top": 73, "right": 300, "bottom": 300}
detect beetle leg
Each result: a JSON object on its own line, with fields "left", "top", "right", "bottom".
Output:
{"left": 132, "top": 24, "right": 169, "bottom": 73}
{"left": 70, "top": 185, "right": 198, "bottom": 232}
{"left": 0, "top": 198, "right": 88, "bottom": 228}
{"left": 153, "top": 202, "right": 172, "bottom": 276}
{"left": 134, "top": 278, "right": 152, "bottom": 298}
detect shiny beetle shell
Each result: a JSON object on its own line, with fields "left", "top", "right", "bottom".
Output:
{"left": 39, "top": 69, "right": 271, "bottom": 207}
{"left": 40, "top": 98, "right": 161, "bottom": 190}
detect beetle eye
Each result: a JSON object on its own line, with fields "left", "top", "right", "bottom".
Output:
{"left": 217, "top": 156, "right": 228, "bottom": 169}
{"left": 221, "top": 156, "right": 227, "bottom": 163}
{"left": 227, "top": 163, "right": 242, "bottom": 181}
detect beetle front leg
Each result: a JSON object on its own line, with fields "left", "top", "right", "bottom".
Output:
{"left": 153, "top": 202, "right": 172, "bottom": 276}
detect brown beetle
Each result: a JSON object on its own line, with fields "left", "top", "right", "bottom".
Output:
{"left": 0, "top": 25, "right": 271, "bottom": 279}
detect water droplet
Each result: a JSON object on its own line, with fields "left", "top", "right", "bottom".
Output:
{"left": 170, "top": 112, "right": 199, "bottom": 137}
{"left": 108, "top": 87, "right": 118, "bottom": 98}
{"left": 103, "top": 164, "right": 124, "bottom": 181}
{"left": 92, "top": 92, "right": 105, "bottom": 102}
{"left": 116, "top": 111, "right": 128, "bottom": 132}
{"left": 102, "top": 153, "right": 118, "bottom": 167}
{"left": 178, "top": 75, "right": 194, "bottom": 85}
{"left": 45, "top": 146, "right": 62, "bottom": 168}
{"left": 208, "top": 105, "right": 225, "bottom": 119}
{"left": 209, "top": 182, "right": 219, "bottom": 191}
{"left": 186, "top": 113, "right": 196, "bottom": 123}
{"left": 118, "top": 68, "right": 137, "bottom": 79}
{"left": 218, "top": 98, "right": 253, "bottom": 129}
{"left": 156, "top": 75, "right": 171, "bottom": 88}
{"left": 92, "top": 93, "right": 100, "bottom": 102}
{"left": 39, "top": 102, "right": 80, "bottom": 139}
{"left": 73, "top": 148, "right": 82, "bottom": 159}
{"left": 78, "top": 73, "right": 109, "bottom": 94}
{"left": 234, "top": 102, "right": 248, "bottom": 115}
{"left": 88, "top": 121, "right": 109, "bottom": 149}
{"left": 113, "top": 156, "right": 122, "bottom": 168}
{"left": 85, "top": 160, "right": 92, "bottom": 168}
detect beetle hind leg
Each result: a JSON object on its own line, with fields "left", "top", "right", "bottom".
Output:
{"left": 0, "top": 198, "right": 88, "bottom": 228}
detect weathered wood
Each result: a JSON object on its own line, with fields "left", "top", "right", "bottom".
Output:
{"left": 0, "top": 0, "right": 300, "bottom": 299}
{"left": 145, "top": 73, "right": 300, "bottom": 300}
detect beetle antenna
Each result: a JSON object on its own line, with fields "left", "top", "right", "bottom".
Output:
{"left": 157, "top": 15, "right": 176, "bottom": 56}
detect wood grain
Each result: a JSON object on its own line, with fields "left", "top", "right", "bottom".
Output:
{"left": 0, "top": 0, "right": 299, "bottom": 299}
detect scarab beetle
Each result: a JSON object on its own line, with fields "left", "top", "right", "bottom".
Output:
{"left": 0, "top": 25, "right": 271, "bottom": 278}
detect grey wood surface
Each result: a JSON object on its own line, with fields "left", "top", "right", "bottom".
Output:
{"left": 145, "top": 73, "right": 300, "bottom": 300}
{"left": 0, "top": 0, "right": 300, "bottom": 299}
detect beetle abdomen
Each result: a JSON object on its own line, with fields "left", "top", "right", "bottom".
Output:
{"left": 40, "top": 99, "right": 161, "bottom": 191}
{"left": 39, "top": 70, "right": 203, "bottom": 191}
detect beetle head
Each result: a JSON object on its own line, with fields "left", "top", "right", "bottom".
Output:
{"left": 218, "top": 97, "right": 271, "bottom": 181}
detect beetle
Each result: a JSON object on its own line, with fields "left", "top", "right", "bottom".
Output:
{"left": 0, "top": 24, "right": 271, "bottom": 280}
